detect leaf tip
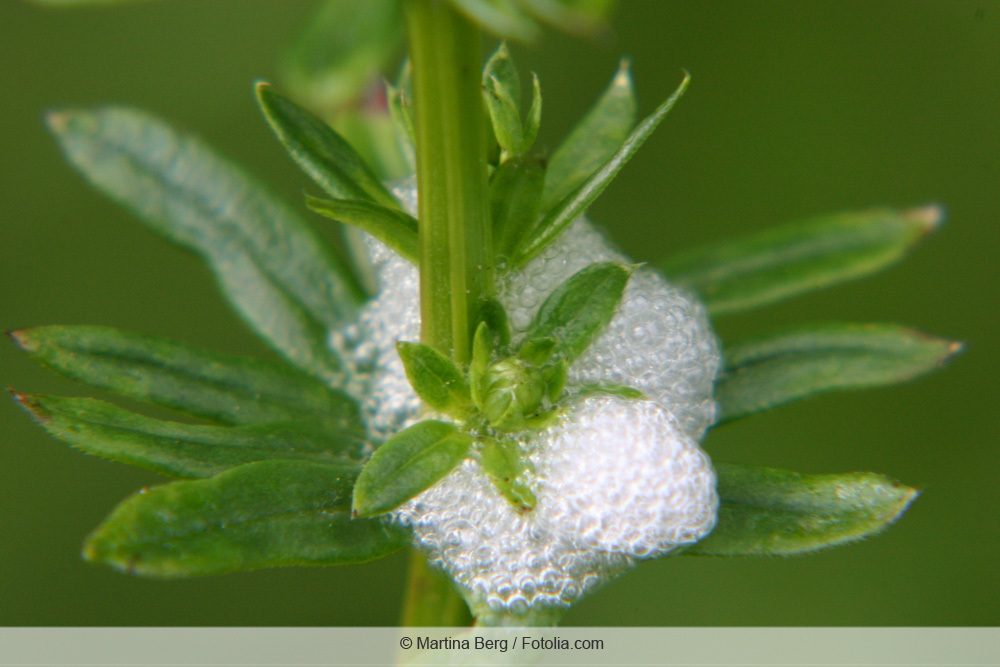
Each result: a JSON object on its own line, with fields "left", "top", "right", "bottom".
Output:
{"left": 5, "top": 328, "right": 32, "bottom": 350}
{"left": 613, "top": 58, "right": 633, "bottom": 86}
{"left": 904, "top": 203, "right": 946, "bottom": 233}
{"left": 9, "top": 389, "right": 51, "bottom": 423}
{"left": 44, "top": 109, "right": 72, "bottom": 135}
{"left": 253, "top": 80, "right": 274, "bottom": 99}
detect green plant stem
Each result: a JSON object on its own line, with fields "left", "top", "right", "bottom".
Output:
{"left": 400, "top": 0, "right": 492, "bottom": 626}
{"left": 406, "top": 0, "right": 493, "bottom": 365}
{"left": 400, "top": 550, "right": 472, "bottom": 626}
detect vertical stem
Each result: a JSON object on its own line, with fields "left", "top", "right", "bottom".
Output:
{"left": 401, "top": 551, "right": 473, "bottom": 626}
{"left": 406, "top": 0, "right": 493, "bottom": 365}
{"left": 400, "top": 0, "right": 492, "bottom": 625}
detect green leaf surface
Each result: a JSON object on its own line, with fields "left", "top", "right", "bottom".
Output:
{"left": 13, "top": 393, "right": 364, "bottom": 479}
{"left": 688, "top": 463, "right": 918, "bottom": 556}
{"left": 307, "top": 195, "right": 419, "bottom": 264}
{"left": 523, "top": 262, "right": 631, "bottom": 362}
{"left": 484, "top": 74, "right": 526, "bottom": 156}
{"left": 85, "top": 461, "right": 407, "bottom": 576}
{"left": 516, "top": 0, "right": 615, "bottom": 36}
{"left": 716, "top": 323, "right": 961, "bottom": 422}
{"left": 396, "top": 342, "right": 472, "bottom": 417}
{"left": 515, "top": 72, "right": 688, "bottom": 264}
{"left": 280, "top": 0, "right": 403, "bottom": 112}
{"left": 9, "top": 326, "right": 361, "bottom": 429}
{"left": 353, "top": 421, "right": 472, "bottom": 517}
{"left": 449, "top": 0, "right": 541, "bottom": 41}
{"left": 573, "top": 383, "right": 644, "bottom": 400}
{"left": 385, "top": 71, "right": 416, "bottom": 174}
{"left": 542, "top": 59, "right": 636, "bottom": 212}
{"left": 479, "top": 437, "right": 536, "bottom": 511}
{"left": 659, "top": 206, "right": 943, "bottom": 315}
{"left": 491, "top": 156, "right": 546, "bottom": 259}
{"left": 47, "top": 107, "right": 355, "bottom": 382}
{"left": 255, "top": 83, "right": 397, "bottom": 208}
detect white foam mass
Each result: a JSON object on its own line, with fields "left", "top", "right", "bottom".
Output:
{"left": 330, "top": 181, "right": 722, "bottom": 612}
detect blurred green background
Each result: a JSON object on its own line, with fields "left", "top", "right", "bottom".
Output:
{"left": 2, "top": 0, "right": 998, "bottom": 626}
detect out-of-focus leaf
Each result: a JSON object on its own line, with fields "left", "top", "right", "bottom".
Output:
{"left": 479, "top": 437, "right": 536, "bottom": 511}
{"left": 449, "top": 0, "right": 540, "bottom": 42}
{"left": 26, "top": 0, "right": 152, "bottom": 5}
{"left": 716, "top": 323, "right": 961, "bottom": 422}
{"left": 307, "top": 196, "right": 419, "bottom": 264}
{"left": 516, "top": 0, "right": 615, "bottom": 36}
{"left": 8, "top": 326, "right": 360, "bottom": 428}
{"left": 523, "top": 262, "right": 631, "bottom": 362}
{"left": 12, "top": 392, "right": 365, "bottom": 479}
{"left": 514, "top": 73, "right": 689, "bottom": 265}
{"left": 385, "top": 66, "right": 416, "bottom": 174}
{"left": 687, "top": 463, "right": 918, "bottom": 556}
{"left": 255, "top": 83, "right": 397, "bottom": 208}
{"left": 542, "top": 59, "right": 635, "bottom": 212}
{"left": 353, "top": 421, "right": 472, "bottom": 517}
{"left": 47, "top": 107, "right": 355, "bottom": 383}
{"left": 573, "top": 383, "right": 644, "bottom": 400}
{"left": 280, "top": 0, "right": 403, "bottom": 112}
{"left": 84, "top": 461, "right": 407, "bottom": 576}
{"left": 331, "top": 110, "right": 411, "bottom": 183}
{"left": 491, "top": 156, "right": 545, "bottom": 259}
{"left": 396, "top": 342, "right": 472, "bottom": 417}
{"left": 659, "top": 206, "right": 944, "bottom": 315}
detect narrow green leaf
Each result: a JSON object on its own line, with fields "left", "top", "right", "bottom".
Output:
{"left": 85, "top": 461, "right": 407, "bottom": 576}
{"left": 688, "top": 463, "right": 918, "bottom": 556}
{"left": 717, "top": 323, "right": 962, "bottom": 423}
{"left": 307, "top": 195, "right": 419, "bottom": 264}
{"left": 491, "top": 156, "right": 546, "bottom": 259}
{"left": 478, "top": 297, "right": 512, "bottom": 349}
{"left": 470, "top": 322, "right": 494, "bottom": 409}
{"left": 542, "top": 59, "right": 636, "bottom": 212}
{"left": 484, "top": 43, "right": 522, "bottom": 108}
{"left": 573, "top": 383, "right": 644, "bottom": 400}
{"left": 480, "top": 437, "right": 536, "bottom": 511}
{"left": 47, "top": 107, "right": 355, "bottom": 382}
{"left": 515, "top": 0, "right": 615, "bottom": 36}
{"left": 280, "top": 0, "right": 403, "bottom": 112}
{"left": 386, "top": 69, "right": 416, "bottom": 174}
{"left": 484, "top": 75, "right": 525, "bottom": 156}
{"left": 9, "top": 326, "right": 361, "bottom": 428}
{"left": 449, "top": 0, "right": 541, "bottom": 42}
{"left": 516, "top": 72, "right": 688, "bottom": 264}
{"left": 353, "top": 421, "right": 472, "bottom": 517}
{"left": 255, "top": 83, "right": 397, "bottom": 208}
{"left": 523, "top": 262, "right": 631, "bottom": 362}
{"left": 659, "top": 206, "right": 944, "bottom": 315}
{"left": 12, "top": 392, "right": 365, "bottom": 479}
{"left": 396, "top": 342, "right": 472, "bottom": 417}
{"left": 331, "top": 110, "right": 411, "bottom": 182}
{"left": 524, "top": 72, "right": 542, "bottom": 150}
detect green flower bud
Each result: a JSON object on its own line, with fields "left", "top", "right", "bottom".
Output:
{"left": 480, "top": 357, "right": 547, "bottom": 430}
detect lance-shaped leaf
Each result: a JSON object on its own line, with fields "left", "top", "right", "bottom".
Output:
{"left": 659, "top": 206, "right": 943, "bottom": 315}
{"left": 491, "top": 156, "right": 546, "bottom": 259}
{"left": 516, "top": 0, "right": 615, "bottom": 37}
{"left": 255, "top": 83, "right": 397, "bottom": 208}
{"left": 353, "top": 421, "right": 472, "bottom": 517}
{"left": 396, "top": 342, "right": 472, "bottom": 417}
{"left": 687, "top": 463, "right": 918, "bottom": 556}
{"left": 514, "top": 72, "right": 689, "bottom": 265}
{"left": 84, "top": 460, "right": 407, "bottom": 576}
{"left": 307, "top": 196, "right": 419, "bottom": 264}
{"left": 280, "top": 0, "right": 403, "bottom": 112}
{"left": 716, "top": 323, "right": 961, "bottom": 423}
{"left": 449, "top": 0, "right": 541, "bottom": 42}
{"left": 480, "top": 437, "right": 537, "bottom": 512}
{"left": 522, "top": 262, "right": 631, "bottom": 362}
{"left": 9, "top": 326, "right": 361, "bottom": 429}
{"left": 385, "top": 71, "right": 416, "bottom": 174}
{"left": 12, "top": 392, "right": 365, "bottom": 479}
{"left": 47, "top": 107, "right": 355, "bottom": 383}
{"left": 542, "top": 59, "right": 636, "bottom": 212}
